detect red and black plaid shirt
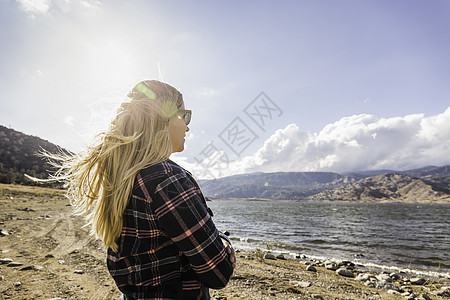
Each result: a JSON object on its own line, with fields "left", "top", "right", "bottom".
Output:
{"left": 107, "top": 159, "right": 233, "bottom": 300}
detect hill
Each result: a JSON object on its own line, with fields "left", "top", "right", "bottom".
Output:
{"left": 0, "top": 125, "right": 64, "bottom": 185}
{"left": 308, "top": 173, "right": 450, "bottom": 202}
{"left": 198, "top": 172, "right": 366, "bottom": 200}
{"left": 199, "top": 166, "right": 450, "bottom": 202}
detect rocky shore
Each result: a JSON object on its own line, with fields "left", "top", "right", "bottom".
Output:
{"left": 1, "top": 183, "right": 449, "bottom": 299}
{"left": 210, "top": 251, "right": 450, "bottom": 299}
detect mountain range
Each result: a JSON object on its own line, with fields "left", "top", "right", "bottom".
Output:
{"left": 198, "top": 165, "right": 450, "bottom": 202}
{"left": 1, "top": 125, "right": 449, "bottom": 202}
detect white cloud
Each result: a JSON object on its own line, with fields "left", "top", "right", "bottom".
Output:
{"left": 64, "top": 115, "right": 74, "bottom": 127}
{"left": 17, "top": 0, "right": 51, "bottom": 16}
{"left": 16, "top": 0, "right": 101, "bottom": 16}
{"left": 182, "top": 107, "right": 450, "bottom": 179}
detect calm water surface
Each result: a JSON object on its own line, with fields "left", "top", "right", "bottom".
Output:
{"left": 208, "top": 200, "right": 450, "bottom": 275}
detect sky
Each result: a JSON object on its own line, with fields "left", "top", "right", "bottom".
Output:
{"left": 1, "top": 0, "right": 449, "bottom": 179}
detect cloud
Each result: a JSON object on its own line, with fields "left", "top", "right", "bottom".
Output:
{"left": 17, "top": 0, "right": 51, "bottom": 16}
{"left": 64, "top": 115, "right": 74, "bottom": 127}
{"left": 178, "top": 107, "right": 450, "bottom": 179}
{"left": 16, "top": 0, "right": 101, "bottom": 17}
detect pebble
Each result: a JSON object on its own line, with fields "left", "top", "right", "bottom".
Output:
{"left": 390, "top": 272, "right": 401, "bottom": 280}
{"left": 276, "top": 254, "right": 286, "bottom": 260}
{"left": 306, "top": 265, "right": 317, "bottom": 272}
{"left": 312, "top": 295, "right": 323, "bottom": 300}
{"left": 7, "top": 262, "right": 24, "bottom": 267}
{"left": 13, "top": 281, "right": 21, "bottom": 287}
{"left": 74, "top": 269, "right": 84, "bottom": 274}
{"left": 0, "top": 275, "right": 4, "bottom": 281}
{"left": 376, "top": 273, "right": 392, "bottom": 282}
{"left": 0, "top": 229, "right": 9, "bottom": 236}
{"left": 336, "top": 268, "right": 354, "bottom": 278}
{"left": 324, "top": 261, "right": 338, "bottom": 270}
{"left": 20, "top": 265, "right": 44, "bottom": 271}
{"left": 264, "top": 253, "right": 276, "bottom": 260}
{"left": 410, "top": 277, "right": 426, "bottom": 285}
{"left": 0, "top": 258, "right": 13, "bottom": 264}
{"left": 437, "top": 286, "right": 450, "bottom": 296}
{"left": 290, "top": 280, "right": 311, "bottom": 288}
{"left": 355, "top": 273, "right": 375, "bottom": 282}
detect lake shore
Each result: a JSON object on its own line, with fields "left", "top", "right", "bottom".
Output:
{"left": 1, "top": 184, "right": 449, "bottom": 299}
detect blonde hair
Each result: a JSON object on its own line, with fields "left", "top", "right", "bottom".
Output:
{"left": 47, "top": 80, "right": 183, "bottom": 251}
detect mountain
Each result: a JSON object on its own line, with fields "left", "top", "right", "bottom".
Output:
{"left": 402, "top": 165, "right": 450, "bottom": 189}
{"left": 198, "top": 172, "right": 365, "bottom": 200}
{"left": 2, "top": 124, "right": 449, "bottom": 202}
{"left": 0, "top": 125, "right": 65, "bottom": 186}
{"left": 199, "top": 166, "right": 450, "bottom": 202}
{"left": 308, "top": 173, "right": 450, "bottom": 202}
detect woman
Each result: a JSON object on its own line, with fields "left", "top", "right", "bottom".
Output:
{"left": 50, "top": 80, "right": 235, "bottom": 299}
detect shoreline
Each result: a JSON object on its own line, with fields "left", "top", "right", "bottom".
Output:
{"left": 211, "top": 250, "right": 450, "bottom": 299}
{"left": 228, "top": 240, "right": 450, "bottom": 280}
{"left": 210, "top": 197, "right": 450, "bottom": 204}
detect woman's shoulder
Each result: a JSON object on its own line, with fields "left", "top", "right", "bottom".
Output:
{"left": 138, "top": 159, "right": 187, "bottom": 181}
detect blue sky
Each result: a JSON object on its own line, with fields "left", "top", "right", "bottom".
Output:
{"left": 1, "top": 0, "right": 449, "bottom": 179}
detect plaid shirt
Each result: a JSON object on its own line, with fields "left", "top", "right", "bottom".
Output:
{"left": 107, "top": 159, "right": 233, "bottom": 300}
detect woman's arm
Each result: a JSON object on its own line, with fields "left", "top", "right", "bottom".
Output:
{"left": 152, "top": 172, "right": 234, "bottom": 288}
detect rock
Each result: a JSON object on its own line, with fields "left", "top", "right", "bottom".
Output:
{"left": 418, "top": 294, "right": 431, "bottom": 300}
{"left": 13, "top": 281, "right": 21, "bottom": 287}
{"left": 45, "top": 254, "right": 55, "bottom": 258}
{"left": 355, "top": 273, "right": 376, "bottom": 282}
{"left": 0, "top": 275, "right": 4, "bottom": 281}
{"left": 312, "top": 295, "right": 323, "bottom": 300}
{"left": 264, "top": 253, "right": 276, "bottom": 260}
{"left": 325, "top": 262, "right": 338, "bottom": 270}
{"left": 0, "top": 229, "right": 9, "bottom": 236}
{"left": 74, "top": 269, "right": 84, "bottom": 274}
{"left": 364, "top": 281, "right": 376, "bottom": 288}
{"left": 377, "top": 282, "right": 401, "bottom": 292}
{"left": 376, "top": 273, "right": 392, "bottom": 282}
{"left": 20, "top": 265, "right": 43, "bottom": 271}
{"left": 290, "top": 280, "right": 311, "bottom": 288}
{"left": 387, "top": 289, "right": 400, "bottom": 295}
{"left": 390, "top": 272, "right": 401, "bottom": 280}
{"left": 336, "top": 268, "right": 354, "bottom": 278}
{"left": 0, "top": 258, "right": 13, "bottom": 264}
{"left": 276, "top": 254, "right": 287, "bottom": 260}
{"left": 437, "top": 286, "right": 450, "bottom": 297}
{"left": 7, "top": 262, "right": 24, "bottom": 267}
{"left": 306, "top": 265, "right": 317, "bottom": 272}
{"left": 410, "top": 277, "right": 426, "bottom": 285}
{"left": 338, "top": 260, "right": 355, "bottom": 268}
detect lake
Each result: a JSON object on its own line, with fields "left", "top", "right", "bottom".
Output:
{"left": 208, "top": 200, "right": 450, "bottom": 276}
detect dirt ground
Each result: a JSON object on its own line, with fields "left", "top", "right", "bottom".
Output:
{"left": 1, "top": 183, "right": 449, "bottom": 300}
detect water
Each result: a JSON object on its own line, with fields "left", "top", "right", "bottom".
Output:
{"left": 208, "top": 200, "right": 450, "bottom": 276}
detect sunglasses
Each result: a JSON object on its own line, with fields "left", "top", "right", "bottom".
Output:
{"left": 179, "top": 109, "right": 192, "bottom": 125}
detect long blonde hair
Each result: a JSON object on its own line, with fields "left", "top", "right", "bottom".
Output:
{"left": 48, "top": 80, "right": 183, "bottom": 251}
